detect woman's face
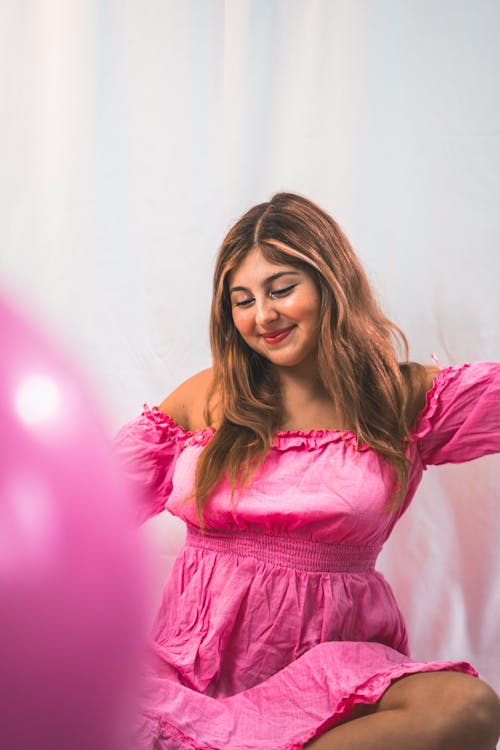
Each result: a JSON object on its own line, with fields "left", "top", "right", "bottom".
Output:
{"left": 228, "top": 246, "right": 321, "bottom": 374}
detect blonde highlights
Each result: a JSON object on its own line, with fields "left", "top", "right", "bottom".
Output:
{"left": 192, "top": 192, "right": 421, "bottom": 529}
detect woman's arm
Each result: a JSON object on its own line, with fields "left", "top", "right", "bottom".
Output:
{"left": 410, "top": 362, "right": 500, "bottom": 466}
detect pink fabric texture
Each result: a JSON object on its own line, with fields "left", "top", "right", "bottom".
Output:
{"left": 113, "top": 362, "right": 500, "bottom": 749}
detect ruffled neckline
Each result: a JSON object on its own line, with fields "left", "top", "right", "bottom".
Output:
{"left": 142, "top": 405, "right": 368, "bottom": 452}
{"left": 272, "top": 427, "right": 367, "bottom": 451}
{"left": 142, "top": 363, "right": 469, "bottom": 452}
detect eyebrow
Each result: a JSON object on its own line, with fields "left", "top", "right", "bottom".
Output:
{"left": 229, "top": 270, "right": 300, "bottom": 294}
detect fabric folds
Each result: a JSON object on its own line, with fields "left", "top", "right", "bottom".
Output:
{"left": 113, "top": 362, "right": 500, "bottom": 749}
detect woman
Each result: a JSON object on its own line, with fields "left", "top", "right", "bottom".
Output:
{"left": 115, "top": 192, "right": 500, "bottom": 749}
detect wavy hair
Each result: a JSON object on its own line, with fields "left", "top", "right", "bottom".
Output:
{"left": 192, "top": 192, "right": 425, "bottom": 529}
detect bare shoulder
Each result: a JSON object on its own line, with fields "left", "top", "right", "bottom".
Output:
{"left": 421, "top": 363, "right": 441, "bottom": 392}
{"left": 157, "top": 367, "right": 215, "bottom": 431}
{"left": 400, "top": 362, "right": 441, "bottom": 428}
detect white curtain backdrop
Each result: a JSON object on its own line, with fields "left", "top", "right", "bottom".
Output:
{"left": 1, "top": 0, "right": 499, "bottom": 707}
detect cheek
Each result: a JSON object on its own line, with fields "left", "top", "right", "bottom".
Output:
{"left": 283, "top": 294, "right": 320, "bottom": 323}
{"left": 231, "top": 309, "right": 253, "bottom": 339}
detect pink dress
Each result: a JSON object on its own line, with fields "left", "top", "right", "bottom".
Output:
{"left": 114, "top": 362, "right": 500, "bottom": 750}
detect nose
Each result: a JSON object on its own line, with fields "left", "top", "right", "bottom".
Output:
{"left": 254, "top": 295, "right": 279, "bottom": 327}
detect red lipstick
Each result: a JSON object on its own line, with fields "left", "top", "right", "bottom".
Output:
{"left": 261, "top": 326, "right": 295, "bottom": 344}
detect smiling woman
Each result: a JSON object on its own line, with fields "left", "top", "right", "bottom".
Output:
{"left": 229, "top": 252, "right": 321, "bottom": 372}
{"left": 114, "top": 193, "right": 500, "bottom": 750}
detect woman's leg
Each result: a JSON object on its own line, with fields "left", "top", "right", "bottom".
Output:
{"left": 306, "top": 672, "right": 500, "bottom": 750}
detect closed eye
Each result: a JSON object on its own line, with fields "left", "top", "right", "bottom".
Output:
{"left": 234, "top": 297, "right": 254, "bottom": 308}
{"left": 269, "top": 284, "right": 297, "bottom": 299}
{"left": 233, "top": 284, "right": 297, "bottom": 308}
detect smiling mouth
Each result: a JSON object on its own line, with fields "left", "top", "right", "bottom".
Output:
{"left": 261, "top": 326, "right": 295, "bottom": 344}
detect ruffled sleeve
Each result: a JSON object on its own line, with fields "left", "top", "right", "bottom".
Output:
{"left": 412, "top": 362, "right": 500, "bottom": 467}
{"left": 113, "top": 405, "right": 186, "bottom": 525}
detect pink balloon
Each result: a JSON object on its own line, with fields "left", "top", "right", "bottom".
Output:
{"left": 0, "top": 297, "right": 145, "bottom": 750}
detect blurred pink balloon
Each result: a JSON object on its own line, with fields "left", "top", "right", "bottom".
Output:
{"left": 0, "top": 297, "right": 145, "bottom": 750}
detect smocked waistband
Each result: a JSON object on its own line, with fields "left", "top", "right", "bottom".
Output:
{"left": 186, "top": 526, "right": 380, "bottom": 573}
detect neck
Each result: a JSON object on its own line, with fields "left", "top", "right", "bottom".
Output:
{"left": 277, "top": 364, "right": 332, "bottom": 425}
{"left": 273, "top": 360, "right": 347, "bottom": 432}
{"left": 278, "top": 365, "right": 324, "bottom": 401}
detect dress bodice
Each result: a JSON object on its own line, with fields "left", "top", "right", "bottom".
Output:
{"left": 115, "top": 362, "right": 500, "bottom": 545}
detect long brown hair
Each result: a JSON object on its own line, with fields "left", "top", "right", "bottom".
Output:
{"left": 192, "top": 192, "right": 423, "bottom": 529}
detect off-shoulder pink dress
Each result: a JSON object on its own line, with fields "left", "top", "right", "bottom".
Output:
{"left": 114, "top": 362, "right": 500, "bottom": 750}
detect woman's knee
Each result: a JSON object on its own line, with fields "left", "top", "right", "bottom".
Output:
{"left": 380, "top": 672, "right": 500, "bottom": 747}
{"left": 453, "top": 677, "right": 500, "bottom": 744}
